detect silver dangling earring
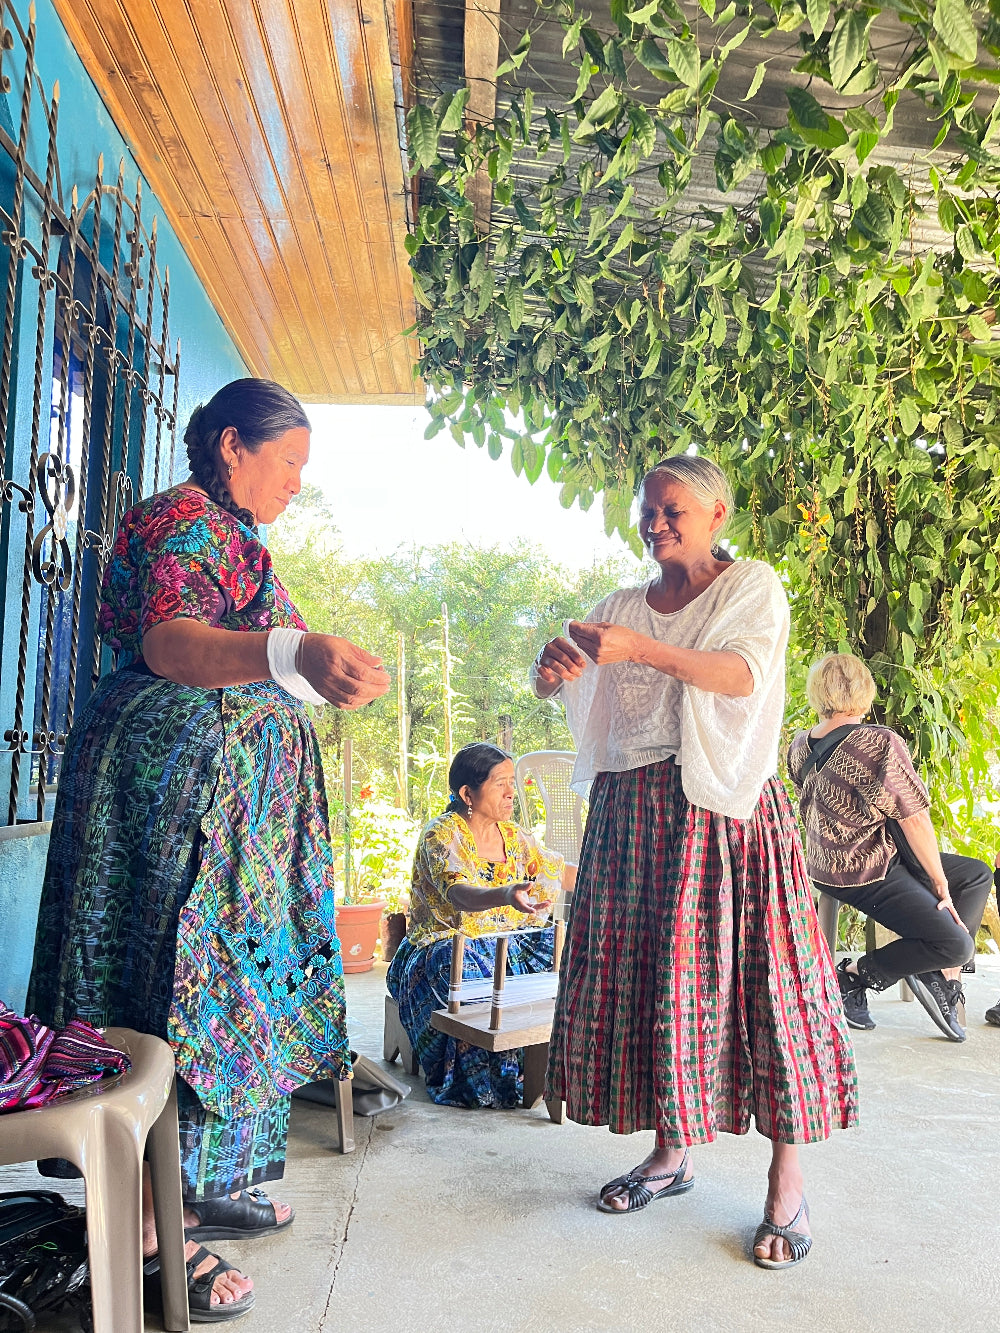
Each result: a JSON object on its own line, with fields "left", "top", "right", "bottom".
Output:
{"left": 227, "top": 462, "right": 235, "bottom": 481}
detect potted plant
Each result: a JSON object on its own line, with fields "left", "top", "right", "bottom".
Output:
{"left": 336, "top": 787, "right": 418, "bottom": 972}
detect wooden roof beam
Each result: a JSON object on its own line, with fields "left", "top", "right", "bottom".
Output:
{"left": 464, "top": 0, "right": 500, "bottom": 233}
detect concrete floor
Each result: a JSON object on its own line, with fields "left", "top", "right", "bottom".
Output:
{"left": 6, "top": 958, "right": 1000, "bottom": 1333}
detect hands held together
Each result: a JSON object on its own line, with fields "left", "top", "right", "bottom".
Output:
{"left": 533, "top": 621, "right": 643, "bottom": 687}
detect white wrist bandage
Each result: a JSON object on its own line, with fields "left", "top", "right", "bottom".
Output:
{"left": 266, "top": 627, "right": 327, "bottom": 705}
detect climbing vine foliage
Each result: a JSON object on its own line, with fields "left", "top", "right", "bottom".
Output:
{"left": 406, "top": 0, "right": 1000, "bottom": 836}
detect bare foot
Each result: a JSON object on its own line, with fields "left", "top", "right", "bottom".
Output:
{"left": 185, "top": 1241, "right": 253, "bottom": 1308}
{"left": 140, "top": 1230, "right": 253, "bottom": 1308}
{"left": 753, "top": 1158, "right": 811, "bottom": 1263}
{"left": 600, "top": 1146, "right": 692, "bottom": 1211}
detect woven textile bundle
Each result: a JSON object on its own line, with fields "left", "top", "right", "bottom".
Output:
{"left": 0, "top": 1003, "right": 130, "bottom": 1111}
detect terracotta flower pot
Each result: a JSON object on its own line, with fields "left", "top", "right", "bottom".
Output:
{"left": 380, "top": 911, "right": 408, "bottom": 963}
{"left": 335, "top": 900, "right": 387, "bottom": 973}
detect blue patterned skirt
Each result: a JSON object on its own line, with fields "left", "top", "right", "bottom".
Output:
{"left": 387, "top": 929, "right": 554, "bottom": 1109}
{"left": 27, "top": 664, "right": 348, "bottom": 1199}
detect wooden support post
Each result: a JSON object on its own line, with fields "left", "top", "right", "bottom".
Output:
{"left": 441, "top": 602, "right": 452, "bottom": 763}
{"left": 397, "top": 633, "right": 409, "bottom": 811}
{"left": 343, "top": 737, "right": 352, "bottom": 902}
{"left": 448, "top": 933, "right": 467, "bottom": 1014}
{"left": 498, "top": 713, "right": 513, "bottom": 752}
{"left": 464, "top": 0, "right": 501, "bottom": 232}
{"left": 489, "top": 934, "right": 509, "bottom": 1030}
{"left": 522, "top": 1042, "right": 548, "bottom": 1109}
{"left": 553, "top": 917, "right": 565, "bottom": 974}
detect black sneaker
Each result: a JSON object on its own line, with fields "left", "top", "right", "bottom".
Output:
{"left": 909, "top": 971, "right": 966, "bottom": 1042}
{"left": 985, "top": 998, "right": 1000, "bottom": 1027}
{"left": 836, "top": 959, "right": 875, "bottom": 1030}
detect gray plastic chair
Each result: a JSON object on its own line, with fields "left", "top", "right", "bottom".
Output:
{"left": 0, "top": 1027, "right": 189, "bottom": 1332}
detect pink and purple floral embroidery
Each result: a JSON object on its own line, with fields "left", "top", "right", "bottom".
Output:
{"left": 99, "top": 488, "right": 306, "bottom": 652}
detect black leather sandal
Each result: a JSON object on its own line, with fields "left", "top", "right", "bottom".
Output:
{"left": 144, "top": 1245, "right": 255, "bottom": 1323}
{"left": 185, "top": 1188, "right": 294, "bottom": 1241}
{"left": 596, "top": 1148, "right": 694, "bottom": 1213}
{"left": 752, "top": 1197, "right": 812, "bottom": 1269}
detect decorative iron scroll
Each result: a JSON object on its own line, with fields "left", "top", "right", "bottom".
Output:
{"left": 0, "top": 0, "right": 180, "bottom": 826}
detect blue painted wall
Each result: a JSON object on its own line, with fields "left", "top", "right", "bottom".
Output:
{"left": 0, "top": 0, "right": 250, "bottom": 1013}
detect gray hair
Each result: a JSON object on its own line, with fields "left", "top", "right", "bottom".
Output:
{"left": 640, "top": 455, "right": 734, "bottom": 536}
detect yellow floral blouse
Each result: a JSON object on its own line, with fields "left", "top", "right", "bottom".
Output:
{"left": 406, "top": 812, "right": 565, "bottom": 949}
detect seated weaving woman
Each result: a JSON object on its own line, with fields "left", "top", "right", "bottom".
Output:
{"left": 386, "top": 743, "right": 572, "bottom": 1108}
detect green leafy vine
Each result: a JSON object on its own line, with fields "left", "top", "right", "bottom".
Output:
{"left": 406, "top": 0, "right": 1000, "bottom": 848}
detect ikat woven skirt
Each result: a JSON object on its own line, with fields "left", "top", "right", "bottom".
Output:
{"left": 546, "top": 758, "right": 858, "bottom": 1145}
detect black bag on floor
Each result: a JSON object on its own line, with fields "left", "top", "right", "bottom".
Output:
{"left": 0, "top": 1191, "right": 91, "bottom": 1332}
{"left": 292, "top": 1050, "right": 410, "bottom": 1117}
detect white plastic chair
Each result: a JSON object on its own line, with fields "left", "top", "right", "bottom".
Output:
{"left": 514, "top": 751, "right": 585, "bottom": 865}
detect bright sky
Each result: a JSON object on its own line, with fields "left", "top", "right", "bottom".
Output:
{"left": 302, "top": 403, "right": 642, "bottom": 571}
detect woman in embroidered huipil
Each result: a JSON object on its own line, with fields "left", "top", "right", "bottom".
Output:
{"left": 27, "top": 379, "right": 389, "bottom": 1320}
{"left": 532, "top": 456, "right": 857, "bottom": 1270}
{"left": 387, "top": 743, "right": 570, "bottom": 1107}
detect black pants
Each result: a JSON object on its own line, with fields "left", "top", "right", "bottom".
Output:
{"left": 826, "top": 852, "right": 992, "bottom": 990}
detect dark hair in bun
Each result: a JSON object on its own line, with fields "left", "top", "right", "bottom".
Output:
{"left": 184, "top": 378, "right": 309, "bottom": 526}
{"left": 444, "top": 742, "right": 512, "bottom": 815}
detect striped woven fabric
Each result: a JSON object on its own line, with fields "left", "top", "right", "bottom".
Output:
{"left": 0, "top": 1003, "right": 130, "bottom": 1111}
{"left": 546, "top": 758, "right": 858, "bottom": 1145}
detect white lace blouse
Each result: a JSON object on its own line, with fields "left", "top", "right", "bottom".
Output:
{"left": 551, "top": 560, "right": 790, "bottom": 819}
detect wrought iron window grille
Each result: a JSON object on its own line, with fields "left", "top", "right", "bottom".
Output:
{"left": 0, "top": 0, "right": 180, "bottom": 828}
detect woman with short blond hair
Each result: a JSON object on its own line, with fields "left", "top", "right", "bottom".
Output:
{"left": 788, "top": 652, "right": 991, "bottom": 1042}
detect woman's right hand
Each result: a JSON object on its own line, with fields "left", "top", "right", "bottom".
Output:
{"left": 533, "top": 636, "right": 587, "bottom": 686}
{"left": 505, "top": 883, "right": 555, "bottom": 915}
{"left": 299, "top": 634, "right": 391, "bottom": 710}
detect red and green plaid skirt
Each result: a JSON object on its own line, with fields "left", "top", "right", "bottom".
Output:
{"left": 546, "top": 759, "right": 858, "bottom": 1145}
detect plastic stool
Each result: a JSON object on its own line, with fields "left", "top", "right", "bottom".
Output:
{"left": 0, "top": 1027, "right": 189, "bottom": 1332}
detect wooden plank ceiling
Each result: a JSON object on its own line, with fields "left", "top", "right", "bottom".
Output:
{"left": 54, "top": 0, "right": 422, "bottom": 403}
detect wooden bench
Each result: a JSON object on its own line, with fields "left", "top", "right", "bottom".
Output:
{"left": 428, "top": 921, "right": 566, "bottom": 1122}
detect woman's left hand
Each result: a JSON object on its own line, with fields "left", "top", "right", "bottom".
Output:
{"left": 932, "top": 879, "right": 968, "bottom": 930}
{"left": 567, "top": 621, "right": 644, "bottom": 665}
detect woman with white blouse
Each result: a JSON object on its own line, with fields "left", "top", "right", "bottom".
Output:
{"left": 531, "top": 456, "right": 857, "bottom": 1269}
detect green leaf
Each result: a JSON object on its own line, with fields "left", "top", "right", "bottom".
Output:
{"left": 854, "top": 195, "right": 891, "bottom": 243}
{"left": 626, "top": 0, "right": 661, "bottom": 20}
{"left": 787, "top": 88, "right": 828, "bottom": 132}
{"left": 636, "top": 37, "right": 674, "bottom": 79}
{"left": 628, "top": 105, "right": 657, "bottom": 157}
{"left": 744, "top": 62, "right": 766, "bottom": 101}
{"left": 668, "top": 37, "right": 701, "bottom": 88}
{"left": 829, "top": 12, "right": 866, "bottom": 92}
{"left": 606, "top": 221, "right": 635, "bottom": 260}
{"left": 933, "top": 0, "right": 978, "bottom": 63}
{"left": 438, "top": 86, "right": 470, "bottom": 134}
{"left": 505, "top": 276, "right": 525, "bottom": 331}
{"left": 640, "top": 340, "right": 662, "bottom": 378}
{"left": 581, "top": 85, "right": 622, "bottom": 133}
{"left": 967, "top": 313, "right": 992, "bottom": 340}
{"left": 806, "top": 0, "right": 831, "bottom": 40}
{"left": 498, "top": 30, "right": 532, "bottom": 76}
{"left": 898, "top": 397, "right": 921, "bottom": 435}
{"left": 410, "top": 103, "right": 439, "bottom": 169}
{"left": 894, "top": 518, "right": 912, "bottom": 552}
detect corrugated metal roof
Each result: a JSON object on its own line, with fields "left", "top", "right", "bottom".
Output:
{"left": 421, "top": 0, "right": 990, "bottom": 262}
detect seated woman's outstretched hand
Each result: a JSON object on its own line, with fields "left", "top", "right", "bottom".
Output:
{"left": 300, "top": 634, "right": 391, "bottom": 709}
{"left": 508, "top": 884, "right": 554, "bottom": 915}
